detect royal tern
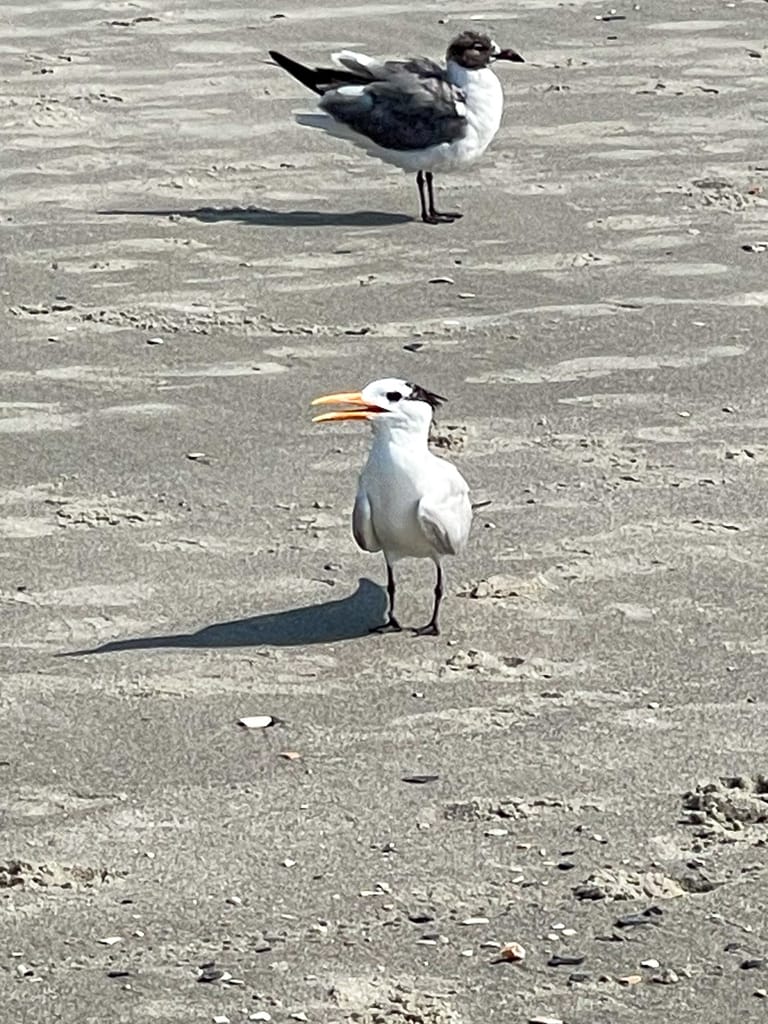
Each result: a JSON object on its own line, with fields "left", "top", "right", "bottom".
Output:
{"left": 269, "top": 31, "right": 524, "bottom": 224}
{"left": 312, "top": 378, "right": 472, "bottom": 635}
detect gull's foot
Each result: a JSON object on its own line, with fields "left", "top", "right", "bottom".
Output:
{"left": 421, "top": 211, "right": 461, "bottom": 225}
{"left": 370, "top": 618, "right": 403, "bottom": 634}
{"left": 411, "top": 622, "right": 440, "bottom": 637}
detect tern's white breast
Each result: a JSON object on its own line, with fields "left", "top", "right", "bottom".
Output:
{"left": 360, "top": 440, "right": 439, "bottom": 560}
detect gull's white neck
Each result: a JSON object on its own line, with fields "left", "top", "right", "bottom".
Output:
{"left": 445, "top": 61, "right": 504, "bottom": 156}
{"left": 446, "top": 61, "right": 499, "bottom": 93}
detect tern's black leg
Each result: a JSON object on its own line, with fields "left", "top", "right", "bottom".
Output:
{"left": 412, "top": 563, "right": 444, "bottom": 637}
{"left": 425, "top": 172, "right": 462, "bottom": 223}
{"left": 370, "top": 562, "right": 402, "bottom": 633}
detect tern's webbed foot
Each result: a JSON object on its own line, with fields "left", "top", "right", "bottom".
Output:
{"left": 411, "top": 622, "right": 440, "bottom": 637}
{"left": 370, "top": 618, "right": 403, "bottom": 634}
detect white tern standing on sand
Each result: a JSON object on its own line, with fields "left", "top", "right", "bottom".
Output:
{"left": 269, "top": 30, "right": 524, "bottom": 224}
{"left": 311, "top": 378, "right": 472, "bottom": 636}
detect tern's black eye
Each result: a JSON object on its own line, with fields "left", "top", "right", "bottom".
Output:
{"left": 386, "top": 391, "right": 403, "bottom": 402}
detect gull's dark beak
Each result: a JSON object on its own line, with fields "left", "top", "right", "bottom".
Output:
{"left": 494, "top": 48, "right": 525, "bottom": 63}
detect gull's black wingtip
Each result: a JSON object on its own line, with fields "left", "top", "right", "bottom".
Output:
{"left": 267, "top": 49, "right": 327, "bottom": 94}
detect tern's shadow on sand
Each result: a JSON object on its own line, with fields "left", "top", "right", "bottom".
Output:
{"left": 99, "top": 206, "right": 412, "bottom": 228}
{"left": 61, "top": 578, "right": 387, "bottom": 656}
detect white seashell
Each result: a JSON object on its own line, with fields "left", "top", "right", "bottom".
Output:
{"left": 237, "top": 716, "right": 274, "bottom": 729}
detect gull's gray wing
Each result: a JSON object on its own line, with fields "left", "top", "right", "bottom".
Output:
{"left": 318, "top": 56, "right": 467, "bottom": 151}
{"left": 352, "top": 488, "right": 381, "bottom": 552}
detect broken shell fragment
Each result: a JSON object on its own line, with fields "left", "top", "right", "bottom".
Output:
{"left": 499, "top": 942, "right": 526, "bottom": 962}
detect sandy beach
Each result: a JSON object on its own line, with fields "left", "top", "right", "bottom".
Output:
{"left": 2, "top": 1, "right": 768, "bottom": 1021}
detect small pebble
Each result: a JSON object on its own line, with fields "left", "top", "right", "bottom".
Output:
{"left": 146, "top": 336, "right": 163, "bottom": 345}
{"left": 618, "top": 974, "right": 643, "bottom": 986}
{"left": 461, "top": 916, "right": 489, "bottom": 926}
{"left": 653, "top": 968, "right": 680, "bottom": 985}
{"left": 548, "top": 953, "right": 586, "bottom": 967}
{"left": 98, "top": 936, "right": 122, "bottom": 946}
{"left": 213, "top": 1017, "right": 230, "bottom": 1024}
{"left": 198, "top": 965, "right": 225, "bottom": 983}
{"left": 250, "top": 1014, "right": 272, "bottom": 1022}
{"left": 641, "top": 958, "right": 660, "bottom": 970}
{"left": 408, "top": 911, "right": 435, "bottom": 924}
{"left": 741, "top": 958, "right": 765, "bottom": 970}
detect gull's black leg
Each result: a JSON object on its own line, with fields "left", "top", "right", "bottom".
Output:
{"left": 416, "top": 170, "right": 439, "bottom": 224}
{"left": 412, "top": 563, "right": 443, "bottom": 637}
{"left": 425, "top": 171, "right": 462, "bottom": 223}
{"left": 370, "top": 562, "right": 403, "bottom": 633}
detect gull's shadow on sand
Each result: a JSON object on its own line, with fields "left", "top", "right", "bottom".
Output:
{"left": 61, "top": 578, "right": 387, "bottom": 656}
{"left": 99, "top": 206, "right": 412, "bottom": 228}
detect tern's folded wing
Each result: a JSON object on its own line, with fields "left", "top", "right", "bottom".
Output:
{"left": 318, "top": 59, "right": 467, "bottom": 152}
{"left": 352, "top": 489, "right": 381, "bottom": 552}
{"left": 417, "top": 476, "right": 472, "bottom": 557}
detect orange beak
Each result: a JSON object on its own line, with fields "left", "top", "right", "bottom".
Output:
{"left": 311, "top": 390, "right": 385, "bottom": 423}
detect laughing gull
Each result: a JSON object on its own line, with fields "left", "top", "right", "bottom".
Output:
{"left": 269, "top": 30, "right": 524, "bottom": 224}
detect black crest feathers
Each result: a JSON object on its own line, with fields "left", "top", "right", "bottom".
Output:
{"left": 406, "top": 383, "right": 446, "bottom": 409}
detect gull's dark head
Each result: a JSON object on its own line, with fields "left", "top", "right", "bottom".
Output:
{"left": 446, "top": 30, "right": 525, "bottom": 70}
{"left": 311, "top": 378, "right": 446, "bottom": 432}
